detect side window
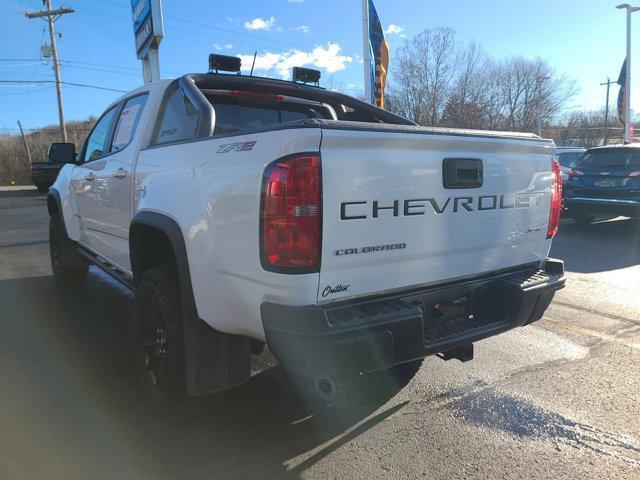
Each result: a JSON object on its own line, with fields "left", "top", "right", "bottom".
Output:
{"left": 110, "top": 93, "right": 149, "bottom": 153}
{"left": 82, "top": 107, "right": 117, "bottom": 163}
{"left": 152, "top": 85, "right": 199, "bottom": 145}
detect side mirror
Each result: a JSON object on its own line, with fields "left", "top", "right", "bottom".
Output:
{"left": 48, "top": 142, "right": 76, "bottom": 164}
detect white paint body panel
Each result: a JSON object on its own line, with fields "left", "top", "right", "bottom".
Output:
{"left": 53, "top": 80, "right": 558, "bottom": 342}
{"left": 134, "top": 128, "right": 322, "bottom": 339}
{"left": 318, "top": 129, "right": 555, "bottom": 304}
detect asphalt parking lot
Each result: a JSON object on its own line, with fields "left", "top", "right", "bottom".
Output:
{"left": 1, "top": 188, "right": 639, "bottom": 480}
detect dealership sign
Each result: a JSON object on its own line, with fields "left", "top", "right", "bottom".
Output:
{"left": 131, "top": 0, "right": 163, "bottom": 59}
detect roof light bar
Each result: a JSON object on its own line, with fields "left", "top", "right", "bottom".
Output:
{"left": 209, "top": 54, "right": 242, "bottom": 75}
{"left": 292, "top": 67, "right": 321, "bottom": 86}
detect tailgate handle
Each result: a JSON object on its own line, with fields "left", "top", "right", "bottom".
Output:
{"left": 443, "top": 158, "right": 483, "bottom": 189}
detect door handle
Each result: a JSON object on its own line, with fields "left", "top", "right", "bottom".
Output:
{"left": 85, "top": 172, "right": 96, "bottom": 182}
{"left": 442, "top": 158, "right": 483, "bottom": 189}
{"left": 113, "top": 168, "right": 128, "bottom": 179}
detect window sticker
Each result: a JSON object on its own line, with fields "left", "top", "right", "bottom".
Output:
{"left": 113, "top": 103, "right": 141, "bottom": 148}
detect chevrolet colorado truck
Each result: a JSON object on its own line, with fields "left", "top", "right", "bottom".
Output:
{"left": 46, "top": 61, "right": 565, "bottom": 412}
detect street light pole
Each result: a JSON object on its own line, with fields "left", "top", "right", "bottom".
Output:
{"left": 601, "top": 77, "right": 615, "bottom": 145}
{"left": 617, "top": 4, "right": 640, "bottom": 143}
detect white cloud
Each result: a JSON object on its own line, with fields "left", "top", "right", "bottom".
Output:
{"left": 214, "top": 43, "right": 234, "bottom": 51}
{"left": 288, "top": 0, "right": 304, "bottom": 3}
{"left": 244, "top": 16, "right": 278, "bottom": 31}
{"left": 384, "top": 24, "right": 404, "bottom": 35}
{"left": 237, "top": 42, "right": 353, "bottom": 79}
{"left": 295, "top": 25, "right": 309, "bottom": 34}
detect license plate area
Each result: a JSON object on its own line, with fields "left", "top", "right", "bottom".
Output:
{"left": 402, "top": 278, "right": 521, "bottom": 348}
{"left": 595, "top": 179, "right": 617, "bottom": 188}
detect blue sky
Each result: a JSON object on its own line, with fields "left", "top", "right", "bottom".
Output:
{"left": 0, "top": 0, "right": 632, "bottom": 134}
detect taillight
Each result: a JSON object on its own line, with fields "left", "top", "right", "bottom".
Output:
{"left": 567, "top": 168, "right": 583, "bottom": 177}
{"left": 547, "top": 159, "right": 562, "bottom": 239}
{"left": 260, "top": 153, "right": 321, "bottom": 273}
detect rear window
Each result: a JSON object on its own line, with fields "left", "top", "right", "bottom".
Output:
{"left": 152, "top": 85, "right": 199, "bottom": 145}
{"left": 577, "top": 149, "right": 640, "bottom": 170}
{"left": 207, "top": 95, "right": 330, "bottom": 135}
{"left": 557, "top": 151, "right": 583, "bottom": 168}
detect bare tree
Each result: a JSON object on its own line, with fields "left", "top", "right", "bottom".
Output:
{"left": 391, "top": 27, "right": 461, "bottom": 125}
{"left": 440, "top": 42, "right": 493, "bottom": 129}
{"left": 0, "top": 118, "right": 95, "bottom": 185}
{"left": 496, "top": 57, "right": 578, "bottom": 133}
{"left": 387, "top": 28, "right": 578, "bottom": 134}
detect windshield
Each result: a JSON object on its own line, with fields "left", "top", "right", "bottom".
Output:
{"left": 576, "top": 149, "right": 640, "bottom": 170}
{"left": 557, "top": 151, "right": 583, "bottom": 167}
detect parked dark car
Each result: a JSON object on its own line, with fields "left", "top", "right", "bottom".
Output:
{"left": 30, "top": 162, "right": 64, "bottom": 193}
{"left": 564, "top": 144, "right": 640, "bottom": 225}
{"left": 556, "top": 146, "right": 585, "bottom": 183}
{"left": 29, "top": 143, "right": 76, "bottom": 193}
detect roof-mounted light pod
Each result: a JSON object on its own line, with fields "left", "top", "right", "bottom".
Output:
{"left": 209, "top": 54, "right": 242, "bottom": 74}
{"left": 292, "top": 67, "right": 321, "bottom": 86}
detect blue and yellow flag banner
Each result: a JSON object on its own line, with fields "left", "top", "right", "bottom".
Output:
{"left": 617, "top": 59, "right": 626, "bottom": 125}
{"left": 368, "top": 0, "right": 389, "bottom": 108}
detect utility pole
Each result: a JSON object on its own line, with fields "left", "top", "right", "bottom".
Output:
{"left": 601, "top": 78, "right": 615, "bottom": 145}
{"left": 25, "top": 1, "right": 74, "bottom": 143}
{"left": 17, "top": 121, "right": 32, "bottom": 165}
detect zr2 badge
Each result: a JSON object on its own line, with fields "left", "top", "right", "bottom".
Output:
{"left": 217, "top": 141, "right": 257, "bottom": 154}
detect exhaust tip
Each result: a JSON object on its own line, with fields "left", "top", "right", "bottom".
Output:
{"left": 314, "top": 374, "right": 337, "bottom": 401}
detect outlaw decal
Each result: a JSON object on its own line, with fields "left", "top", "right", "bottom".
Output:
{"left": 322, "top": 284, "right": 350, "bottom": 297}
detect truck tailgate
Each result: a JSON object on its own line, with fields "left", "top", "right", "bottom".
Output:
{"left": 318, "top": 126, "right": 555, "bottom": 303}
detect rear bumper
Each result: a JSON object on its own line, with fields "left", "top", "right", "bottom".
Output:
{"left": 565, "top": 197, "right": 640, "bottom": 216}
{"left": 261, "top": 259, "right": 565, "bottom": 376}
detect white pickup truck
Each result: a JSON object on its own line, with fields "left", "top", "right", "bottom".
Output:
{"left": 46, "top": 60, "right": 565, "bottom": 412}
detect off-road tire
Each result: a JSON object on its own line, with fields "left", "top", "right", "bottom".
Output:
{"left": 49, "top": 216, "right": 88, "bottom": 288}
{"left": 132, "top": 265, "right": 221, "bottom": 416}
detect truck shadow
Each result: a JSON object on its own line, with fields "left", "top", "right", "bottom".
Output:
{"left": 0, "top": 271, "right": 404, "bottom": 480}
{"left": 551, "top": 217, "right": 640, "bottom": 274}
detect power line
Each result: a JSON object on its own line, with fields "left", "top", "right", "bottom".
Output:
{"left": 0, "top": 62, "right": 46, "bottom": 67}
{"left": 0, "top": 59, "right": 44, "bottom": 62}
{"left": 71, "top": 4, "right": 316, "bottom": 52}
{"left": 0, "top": 80, "right": 127, "bottom": 93}
{"left": 62, "top": 63, "right": 142, "bottom": 77}
{"left": 20, "top": 26, "right": 48, "bottom": 121}
{"left": 0, "top": 87, "right": 54, "bottom": 96}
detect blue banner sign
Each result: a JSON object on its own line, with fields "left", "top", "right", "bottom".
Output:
{"left": 131, "top": 0, "right": 151, "bottom": 33}
{"left": 135, "top": 15, "right": 153, "bottom": 53}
